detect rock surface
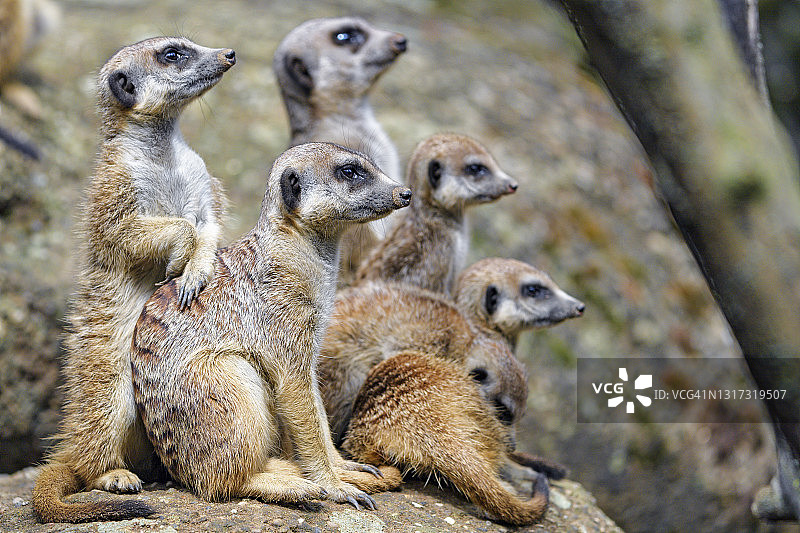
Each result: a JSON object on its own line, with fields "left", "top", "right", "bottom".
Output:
{"left": 0, "top": 468, "right": 621, "bottom": 533}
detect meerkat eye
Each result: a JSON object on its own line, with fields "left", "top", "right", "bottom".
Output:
{"left": 523, "top": 283, "right": 551, "bottom": 299}
{"left": 159, "top": 47, "right": 186, "bottom": 64}
{"left": 469, "top": 368, "right": 489, "bottom": 383}
{"left": 336, "top": 163, "right": 366, "bottom": 183}
{"left": 332, "top": 27, "right": 366, "bottom": 48}
{"left": 493, "top": 399, "right": 515, "bottom": 425}
{"left": 465, "top": 163, "right": 489, "bottom": 178}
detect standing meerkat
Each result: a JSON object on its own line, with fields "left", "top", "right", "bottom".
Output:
{"left": 455, "top": 258, "right": 585, "bottom": 351}
{"left": 342, "top": 351, "right": 552, "bottom": 526}
{"left": 319, "top": 282, "right": 528, "bottom": 445}
{"left": 33, "top": 37, "right": 235, "bottom": 523}
{"left": 131, "top": 143, "right": 410, "bottom": 508}
{"left": 274, "top": 17, "right": 407, "bottom": 280}
{"left": 354, "top": 133, "right": 518, "bottom": 295}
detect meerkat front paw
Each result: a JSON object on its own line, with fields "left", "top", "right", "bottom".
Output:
{"left": 174, "top": 256, "right": 214, "bottom": 309}
{"left": 321, "top": 481, "right": 377, "bottom": 510}
{"left": 91, "top": 469, "right": 143, "bottom": 493}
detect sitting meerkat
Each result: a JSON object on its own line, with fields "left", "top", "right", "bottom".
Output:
{"left": 319, "top": 281, "right": 528, "bottom": 446}
{"left": 455, "top": 257, "right": 585, "bottom": 351}
{"left": 342, "top": 351, "right": 552, "bottom": 526}
{"left": 273, "top": 16, "right": 407, "bottom": 281}
{"left": 130, "top": 143, "right": 410, "bottom": 508}
{"left": 33, "top": 37, "right": 235, "bottom": 523}
{"left": 354, "top": 133, "right": 518, "bottom": 295}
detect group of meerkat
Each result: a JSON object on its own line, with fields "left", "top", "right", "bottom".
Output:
{"left": 27, "top": 16, "right": 584, "bottom": 527}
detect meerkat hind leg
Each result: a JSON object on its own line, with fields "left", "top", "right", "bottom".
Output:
{"left": 239, "top": 460, "right": 327, "bottom": 504}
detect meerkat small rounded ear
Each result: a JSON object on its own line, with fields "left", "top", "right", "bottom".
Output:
{"left": 109, "top": 70, "right": 136, "bottom": 108}
{"left": 286, "top": 55, "right": 313, "bottom": 96}
{"left": 428, "top": 160, "right": 442, "bottom": 189}
{"left": 484, "top": 285, "right": 499, "bottom": 315}
{"left": 280, "top": 168, "right": 302, "bottom": 212}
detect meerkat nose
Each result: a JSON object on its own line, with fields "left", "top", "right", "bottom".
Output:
{"left": 576, "top": 303, "right": 586, "bottom": 315}
{"left": 392, "top": 35, "right": 407, "bottom": 53}
{"left": 221, "top": 49, "right": 236, "bottom": 66}
{"left": 507, "top": 181, "right": 518, "bottom": 193}
{"left": 393, "top": 187, "right": 412, "bottom": 208}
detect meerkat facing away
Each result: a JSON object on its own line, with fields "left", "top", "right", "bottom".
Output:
{"left": 319, "top": 281, "right": 528, "bottom": 446}
{"left": 354, "top": 134, "right": 518, "bottom": 295}
{"left": 455, "top": 258, "right": 585, "bottom": 351}
{"left": 342, "top": 351, "right": 552, "bottom": 526}
{"left": 33, "top": 37, "right": 235, "bottom": 523}
{"left": 131, "top": 143, "right": 410, "bottom": 508}
{"left": 274, "top": 17, "right": 407, "bottom": 281}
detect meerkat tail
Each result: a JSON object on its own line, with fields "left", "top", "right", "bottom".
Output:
{"left": 32, "top": 463, "right": 157, "bottom": 523}
{"left": 337, "top": 465, "right": 403, "bottom": 493}
{"left": 508, "top": 451, "right": 567, "bottom": 480}
{"left": 436, "top": 452, "right": 549, "bottom": 526}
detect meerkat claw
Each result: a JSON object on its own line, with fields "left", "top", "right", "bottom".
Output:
{"left": 362, "top": 494, "right": 377, "bottom": 510}
{"left": 345, "top": 496, "right": 360, "bottom": 510}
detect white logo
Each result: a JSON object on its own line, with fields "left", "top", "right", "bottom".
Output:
{"left": 592, "top": 368, "right": 652, "bottom": 413}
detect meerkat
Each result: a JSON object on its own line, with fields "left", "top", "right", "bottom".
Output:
{"left": 319, "top": 281, "right": 528, "bottom": 446}
{"left": 273, "top": 17, "right": 407, "bottom": 281}
{"left": 354, "top": 134, "right": 518, "bottom": 295}
{"left": 455, "top": 258, "right": 585, "bottom": 351}
{"left": 130, "top": 143, "right": 410, "bottom": 508}
{"left": 0, "top": 0, "right": 59, "bottom": 158}
{"left": 342, "top": 351, "right": 552, "bottom": 526}
{"left": 32, "top": 37, "right": 235, "bottom": 523}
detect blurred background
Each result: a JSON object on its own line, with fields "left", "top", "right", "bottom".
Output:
{"left": 1, "top": 1, "right": 800, "bottom": 531}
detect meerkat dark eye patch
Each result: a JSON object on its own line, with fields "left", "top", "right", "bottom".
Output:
{"left": 109, "top": 70, "right": 136, "bottom": 108}
{"left": 286, "top": 56, "right": 312, "bottom": 96}
{"left": 485, "top": 285, "right": 499, "bottom": 315}
{"left": 156, "top": 46, "right": 192, "bottom": 65}
{"left": 465, "top": 163, "right": 489, "bottom": 178}
{"left": 332, "top": 27, "right": 366, "bottom": 50}
{"left": 493, "top": 399, "right": 515, "bottom": 425}
{"left": 335, "top": 163, "right": 370, "bottom": 184}
{"left": 428, "top": 160, "right": 442, "bottom": 189}
{"left": 469, "top": 368, "right": 489, "bottom": 383}
{"left": 522, "top": 283, "right": 550, "bottom": 299}
{"left": 281, "top": 169, "right": 302, "bottom": 212}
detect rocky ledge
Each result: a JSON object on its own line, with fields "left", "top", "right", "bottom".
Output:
{"left": 0, "top": 467, "right": 620, "bottom": 533}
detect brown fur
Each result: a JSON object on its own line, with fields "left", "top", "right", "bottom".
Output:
{"left": 455, "top": 258, "right": 585, "bottom": 350}
{"left": 274, "top": 17, "right": 407, "bottom": 283}
{"left": 342, "top": 352, "right": 550, "bottom": 526}
{"left": 131, "top": 143, "right": 409, "bottom": 508}
{"left": 319, "top": 281, "right": 528, "bottom": 446}
{"left": 33, "top": 37, "right": 235, "bottom": 523}
{"left": 354, "top": 133, "right": 518, "bottom": 295}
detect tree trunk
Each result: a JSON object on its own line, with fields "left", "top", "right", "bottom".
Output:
{"left": 560, "top": 0, "right": 800, "bottom": 519}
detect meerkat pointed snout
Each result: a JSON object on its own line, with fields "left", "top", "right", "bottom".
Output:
{"left": 455, "top": 258, "right": 585, "bottom": 351}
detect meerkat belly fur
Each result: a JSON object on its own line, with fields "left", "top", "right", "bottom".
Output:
{"left": 319, "top": 281, "right": 527, "bottom": 446}
{"left": 32, "top": 37, "right": 235, "bottom": 524}
{"left": 342, "top": 351, "right": 553, "bottom": 526}
{"left": 273, "top": 17, "right": 407, "bottom": 281}
{"left": 455, "top": 258, "right": 585, "bottom": 351}
{"left": 355, "top": 133, "right": 518, "bottom": 295}
{"left": 131, "top": 143, "right": 409, "bottom": 507}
